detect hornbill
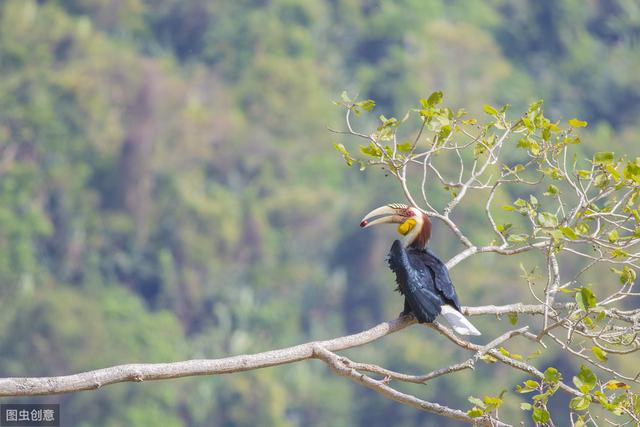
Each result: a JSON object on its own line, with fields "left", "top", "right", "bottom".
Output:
{"left": 360, "top": 203, "right": 481, "bottom": 336}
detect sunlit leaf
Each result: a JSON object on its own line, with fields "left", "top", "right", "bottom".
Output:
{"left": 568, "top": 118, "right": 588, "bottom": 127}
{"left": 591, "top": 346, "right": 608, "bottom": 362}
{"left": 483, "top": 104, "right": 498, "bottom": 116}
{"left": 532, "top": 407, "right": 550, "bottom": 423}
{"left": 593, "top": 151, "right": 614, "bottom": 165}
{"left": 573, "top": 365, "right": 597, "bottom": 393}
{"left": 396, "top": 141, "right": 413, "bottom": 152}
{"left": 570, "top": 395, "right": 591, "bottom": 411}
{"left": 508, "top": 234, "right": 529, "bottom": 243}
{"left": 560, "top": 227, "right": 577, "bottom": 240}
{"left": 356, "top": 99, "right": 376, "bottom": 112}
{"left": 468, "top": 396, "right": 485, "bottom": 409}
{"left": 537, "top": 212, "right": 558, "bottom": 228}
{"left": 480, "top": 354, "right": 498, "bottom": 363}
{"left": 604, "top": 380, "right": 630, "bottom": 390}
{"left": 544, "top": 367, "right": 561, "bottom": 383}
{"left": 426, "top": 91, "right": 443, "bottom": 106}
{"left": 575, "top": 287, "right": 596, "bottom": 311}
{"left": 483, "top": 395, "right": 503, "bottom": 408}
{"left": 467, "top": 408, "right": 484, "bottom": 418}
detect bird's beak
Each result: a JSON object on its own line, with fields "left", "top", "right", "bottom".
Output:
{"left": 360, "top": 205, "right": 406, "bottom": 228}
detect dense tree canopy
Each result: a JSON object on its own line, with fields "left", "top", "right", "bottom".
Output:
{"left": 1, "top": 0, "right": 639, "bottom": 425}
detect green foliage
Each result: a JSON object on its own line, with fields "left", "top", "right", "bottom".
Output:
{"left": 2, "top": 0, "right": 640, "bottom": 426}
{"left": 573, "top": 365, "right": 597, "bottom": 394}
{"left": 466, "top": 391, "right": 505, "bottom": 418}
{"left": 575, "top": 287, "right": 597, "bottom": 312}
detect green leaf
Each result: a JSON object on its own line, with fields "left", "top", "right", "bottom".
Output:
{"left": 583, "top": 316, "right": 594, "bottom": 328}
{"left": 573, "top": 365, "right": 597, "bottom": 393}
{"left": 483, "top": 104, "right": 498, "bottom": 116}
{"left": 620, "top": 266, "right": 636, "bottom": 285}
{"left": 334, "top": 143, "right": 348, "bottom": 155}
{"left": 426, "top": 91, "right": 443, "bottom": 106}
{"left": 544, "top": 185, "right": 559, "bottom": 196}
{"left": 378, "top": 115, "right": 398, "bottom": 130}
{"left": 479, "top": 354, "right": 498, "bottom": 363}
{"left": 591, "top": 346, "right": 608, "bottom": 362}
{"left": 356, "top": 99, "right": 376, "bottom": 112}
{"left": 604, "top": 380, "right": 630, "bottom": 390}
{"left": 537, "top": 212, "right": 558, "bottom": 228}
{"left": 612, "top": 248, "right": 629, "bottom": 259}
{"left": 483, "top": 395, "right": 503, "bottom": 408}
{"left": 577, "top": 169, "right": 592, "bottom": 179}
{"left": 576, "top": 222, "right": 590, "bottom": 235}
{"left": 569, "top": 118, "right": 588, "bottom": 128}
{"left": 560, "top": 227, "right": 577, "bottom": 240}
{"left": 516, "top": 379, "right": 539, "bottom": 393}
{"left": 594, "top": 151, "right": 614, "bottom": 165}
{"left": 508, "top": 312, "right": 518, "bottom": 325}
{"left": 467, "top": 408, "right": 484, "bottom": 418}
{"left": 468, "top": 396, "right": 486, "bottom": 409}
{"left": 498, "top": 347, "right": 511, "bottom": 357}
{"left": 508, "top": 234, "right": 529, "bottom": 243}
{"left": 334, "top": 143, "right": 353, "bottom": 166}
{"left": 532, "top": 407, "right": 550, "bottom": 423}
{"left": 396, "top": 141, "right": 413, "bottom": 152}
{"left": 548, "top": 229, "right": 563, "bottom": 242}
{"left": 359, "top": 143, "right": 382, "bottom": 157}
{"left": 608, "top": 229, "right": 619, "bottom": 243}
{"left": 570, "top": 396, "right": 591, "bottom": 411}
{"left": 607, "top": 165, "right": 621, "bottom": 182}
{"left": 528, "top": 99, "right": 544, "bottom": 112}
{"left": 520, "top": 402, "right": 532, "bottom": 411}
{"left": 525, "top": 380, "right": 539, "bottom": 389}
{"left": 544, "top": 367, "right": 561, "bottom": 384}
{"left": 575, "top": 287, "right": 596, "bottom": 311}
{"left": 574, "top": 416, "right": 587, "bottom": 427}
{"left": 517, "top": 137, "right": 541, "bottom": 155}
{"left": 496, "top": 223, "right": 512, "bottom": 233}
{"left": 624, "top": 160, "right": 640, "bottom": 184}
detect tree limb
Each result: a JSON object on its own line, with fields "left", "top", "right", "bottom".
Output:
{"left": 2, "top": 298, "right": 637, "bottom": 427}
{"left": 2, "top": 300, "right": 636, "bottom": 398}
{"left": 312, "top": 345, "right": 510, "bottom": 427}
{"left": 0, "top": 316, "right": 415, "bottom": 397}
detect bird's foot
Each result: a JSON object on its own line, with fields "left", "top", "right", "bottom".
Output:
{"left": 399, "top": 309, "right": 413, "bottom": 319}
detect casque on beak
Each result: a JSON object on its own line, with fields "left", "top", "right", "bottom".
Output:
{"left": 360, "top": 204, "right": 409, "bottom": 228}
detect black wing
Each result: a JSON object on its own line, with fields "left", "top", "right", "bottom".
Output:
{"left": 413, "top": 247, "right": 461, "bottom": 311}
{"left": 387, "top": 240, "right": 445, "bottom": 323}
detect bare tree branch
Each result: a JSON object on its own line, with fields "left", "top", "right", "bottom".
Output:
{"left": 312, "top": 345, "right": 510, "bottom": 427}
{"left": 0, "top": 315, "right": 415, "bottom": 397}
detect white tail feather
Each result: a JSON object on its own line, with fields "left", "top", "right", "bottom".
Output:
{"left": 440, "top": 305, "right": 481, "bottom": 336}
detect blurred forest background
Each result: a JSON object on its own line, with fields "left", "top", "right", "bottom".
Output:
{"left": 1, "top": 0, "right": 639, "bottom": 426}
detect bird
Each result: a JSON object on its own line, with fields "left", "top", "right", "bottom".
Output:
{"left": 360, "top": 203, "right": 481, "bottom": 336}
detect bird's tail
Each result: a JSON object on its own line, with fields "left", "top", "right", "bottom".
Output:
{"left": 440, "top": 305, "right": 481, "bottom": 336}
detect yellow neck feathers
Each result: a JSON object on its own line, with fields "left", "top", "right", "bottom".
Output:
{"left": 397, "top": 218, "right": 417, "bottom": 235}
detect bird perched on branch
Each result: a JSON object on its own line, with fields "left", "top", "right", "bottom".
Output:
{"left": 360, "top": 203, "right": 481, "bottom": 336}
